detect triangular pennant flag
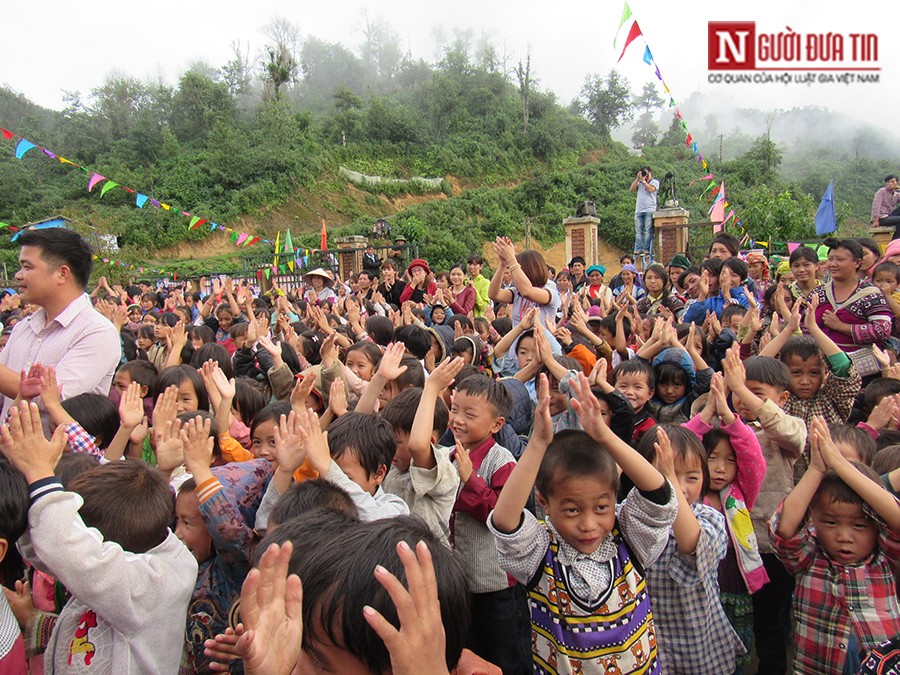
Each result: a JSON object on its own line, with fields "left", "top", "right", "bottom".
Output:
{"left": 188, "top": 216, "right": 202, "bottom": 230}
{"left": 88, "top": 173, "right": 106, "bottom": 192}
{"left": 58, "top": 156, "right": 78, "bottom": 166}
{"left": 14, "top": 139, "right": 36, "bottom": 159}
{"left": 643, "top": 46, "right": 653, "bottom": 65}
{"left": 654, "top": 66, "right": 661, "bottom": 80}
{"left": 664, "top": 84, "right": 670, "bottom": 94}
{"left": 247, "top": 236, "right": 260, "bottom": 247}
{"left": 42, "top": 148, "right": 56, "bottom": 159}
{"left": 279, "top": 264, "right": 287, "bottom": 274}
{"left": 688, "top": 174, "right": 715, "bottom": 186}
{"left": 99, "top": 181, "right": 120, "bottom": 197}
{"left": 722, "top": 210, "right": 736, "bottom": 225}
{"left": 273, "top": 232, "right": 280, "bottom": 266}
{"left": 668, "top": 97, "right": 675, "bottom": 107}
{"left": 691, "top": 142, "right": 698, "bottom": 154}
{"left": 284, "top": 229, "right": 293, "bottom": 253}
{"left": 236, "top": 233, "right": 249, "bottom": 246}
{"left": 288, "top": 260, "right": 294, "bottom": 272}
{"left": 0, "top": 223, "right": 8, "bottom": 229}
{"left": 685, "top": 133, "right": 693, "bottom": 147}
{"left": 160, "top": 203, "right": 171, "bottom": 211}
{"left": 1, "top": 129, "right": 13, "bottom": 140}
{"left": 230, "top": 231, "right": 239, "bottom": 243}
{"left": 614, "top": 1, "right": 632, "bottom": 46}
{"left": 709, "top": 182, "right": 726, "bottom": 222}
{"left": 702, "top": 160, "right": 708, "bottom": 169}
{"left": 264, "top": 268, "right": 271, "bottom": 279}
{"left": 815, "top": 180, "right": 837, "bottom": 235}
{"left": 210, "top": 222, "right": 218, "bottom": 231}
{"left": 136, "top": 194, "right": 148, "bottom": 208}
{"left": 616, "top": 21, "right": 642, "bottom": 62}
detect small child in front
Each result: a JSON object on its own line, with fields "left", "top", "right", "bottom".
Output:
{"left": 489, "top": 373, "right": 677, "bottom": 674}
{"left": 0, "top": 401, "right": 197, "bottom": 673}
{"left": 768, "top": 417, "right": 900, "bottom": 674}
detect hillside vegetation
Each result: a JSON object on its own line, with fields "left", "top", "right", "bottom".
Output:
{"left": 0, "top": 21, "right": 896, "bottom": 278}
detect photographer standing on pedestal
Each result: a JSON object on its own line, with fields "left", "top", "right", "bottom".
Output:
{"left": 630, "top": 165, "right": 659, "bottom": 258}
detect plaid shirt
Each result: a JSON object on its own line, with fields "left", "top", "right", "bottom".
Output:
{"left": 783, "top": 361, "right": 861, "bottom": 428}
{"left": 768, "top": 502, "right": 900, "bottom": 674}
{"left": 63, "top": 422, "right": 103, "bottom": 459}
{"left": 646, "top": 503, "right": 746, "bottom": 674}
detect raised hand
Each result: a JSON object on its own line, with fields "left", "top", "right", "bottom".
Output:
{"left": 531, "top": 374, "right": 554, "bottom": 449}
{"left": 152, "top": 384, "right": 179, "bottom": 429}
{"left": 119, "top": 382, "right": 145, "bottom": 430}
{"left": 569, "top": 372, "right": 612, "bottom": 442}
{"left": 272, "top": 412, "right": 308, "bottom": 474}
{"left": 376, "top": 342, "right": 409, "bottom": 382}
{"left": 180, "top": 415, "right": 214, "bottom": 476}
{"left": 289, "top": 376, "right": 317, "bottom": 417}
{"left": 721, "top": 344, "right": 746, "bottom": 393}
{"left": 295, "top": 406, "right": 330, "bottom": 474}
{"left": 454, "top": 441, "right": 473, "bottom": 483}
{"left": 710, "top": 372, "right": 735, "bottom": 425}
{"left": 427, "top": 357, "right": 465, "bottom": 394}
{"left": 0, "top": 401, "right": 67, "bottom": 483}
{"left": 363, "top": 541, "right": 451, "bottom": 675}
{"left": 329, "top": 379, "right": 349, "bottom": 417}
{"left": 653, "top": 427, "right": 677, "bottom": 482}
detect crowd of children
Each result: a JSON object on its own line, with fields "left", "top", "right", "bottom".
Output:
{"left": 0, "top": 231, "right": 899, "bottom": 674}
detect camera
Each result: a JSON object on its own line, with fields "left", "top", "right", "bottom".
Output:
{"left": 665, "top": 172, "right": 674, "bottom": 179}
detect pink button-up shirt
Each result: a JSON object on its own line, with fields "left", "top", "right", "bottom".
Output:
{"left": 0, "top": 293, "right": 121, "bottom": 427}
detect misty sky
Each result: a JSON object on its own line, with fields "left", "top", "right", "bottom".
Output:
{"left": 2, "top": 0, "right": 896, "bottom": 141}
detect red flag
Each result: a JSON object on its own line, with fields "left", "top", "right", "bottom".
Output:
{"left": 320, "top": 219, "right": 328, "bottom": 251}
{"left": 616, "top": 21, "right": 642, "bottom": 62}
{"left": 1, "top": 129, "right": 13, "bottom": 140}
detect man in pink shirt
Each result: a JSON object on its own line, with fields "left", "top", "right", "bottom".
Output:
{"left": 871, "top": 174, "right": 900, "bottom": 230}
{"left": 0, "top": 229, "right": 121, "bottom": 426}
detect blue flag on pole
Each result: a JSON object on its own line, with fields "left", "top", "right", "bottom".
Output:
{"left": 815, "top": 180, "right": 836, "bottom": 235}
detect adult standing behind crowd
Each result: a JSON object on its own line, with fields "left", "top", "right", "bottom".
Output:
{"left": 488, "top": 237, "right": 560, "bottom": 327}
{"left": 809, "top": 237, "right": 896, "bottom": 353}
{"left": 630, "top": 166, "right": 658, "bottom": 257}
{"left": 0, "top": 229, "right": 121, "bottom": 426}
{"left": 467, "top": 255, "right": 490, "bottom": 317}
{"left": 871, "top": 174, "right": 900, "bottom": 232}
{"left": 400, "top": 259, "right": 437, "bottom": 305}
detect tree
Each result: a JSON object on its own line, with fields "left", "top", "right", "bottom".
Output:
{"left": 358, "top": 11, "right": 402, "bottom": 81}
{"left": 513, "top": 51, "right": 533, "bottom": 136}
{"left": 634, "top": 81, "right": 662, "bottom": 113}
{"left": 262, "top": 17, "right": 301, "bottom": 98}
{"left": 170, "top": 70, "right": 236, "bottom": 143}
{"left": 631, "top": 111, "right": 659, "bottom": 148}
{"left": 220, "top": 40, "right": 255, "bottom": 98}
{"left": 659, "top": 114, "right": 685, "bottom": 147}
{"left": 577, "top": 70, "right": 634, "bottom": 139}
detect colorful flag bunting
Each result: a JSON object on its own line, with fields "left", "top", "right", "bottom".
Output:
{"left": 815, "top": 180, "right": 837, "bottom": 235}
{"left": 99, "top": 181, "right": 120, "bottom": 197}
{"left": 87, "top": 173, "right": 106, "bottom": 192}
{"left": 14, "top": 140, "right": 36, "bottom": 159}
{"left": 616, "top": 21, "right": 642, "bottom": 62}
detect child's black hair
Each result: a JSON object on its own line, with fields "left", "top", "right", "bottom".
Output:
{"left": 655, "top": 361, "right": 688, "bottom": 389}
{"left": 270, "top": 479, "right": 359, "bottom": 526}
{"left": 722, "top": 257, "right": 749, "bottom": 282}
{"left": 861, "top": 377, "right": 900, "bottom": 420}
{"left": 454, "top": 375, "right": 513, "bottom": 418}
{"left": 613, "top": 358, "right": 656, "bottom": 391}
{"left": 176, "top": 410, "right": 222, "bottom": 460}
{"left": 447, "top": 315, "right": 474, "bottom": 333}
{"left": 190, "top": 343, "right": 235, "bottom": 380}
{"left": 154, "top": 365, "right": 210, "bottom": 411}
{"left": 788, "top": 246, "right": 818, "bottom": 267}
{"left": 394, "top": 325, "right": 432, "bottom": 360}
{"left": 700, "top": 257, "right": 724, "bottom": 277}
{"left": 395, "top": 358, "right": 426, "bottom": 391}
{"left": 346, "top": 341, "right": 383, "bottom": 372}
{"left": 537, "top": 355, "right": 580, "bottom": 387}
{"left": 61, "top": 394, "right": 120, "bottom": 449}
{"left": 116, "top": 359, "right": 158, "bottom": 393}
{"left": 743, "top": 356, "right": 792, "bottom": 392}
{"left": 629, "top": 424, "right": 708, "bottom": 498}
{"left": 261, "top": 514, "right": 469, "bottom": 672}
{"left": 55, "top": 452, "right": 101, "bottom": 487}
{"left": 189, "top": 325, "right": 216, "bottom": 345}
{"left": 535, "top": 429, "right": 618, "bottom": 498}
{"left": 872, "top": 445, "right": 900, "bottom": 474}
{"left": 234, "top": 377, "right": 268, "bottom": 427}
{"left": 873, "top": 260, "right": 900, "bottom": 283}
{"left": 779, "top": 335, "right": 823, "bottom": 364}
{"left": 137, "top": 324, "right": 155, "bottom": 342}
{"left": 327, "top": 412, "right": 396, "bottom": 479}
{"left": 381, "top": 387, "right": 449, "bottom": 437}
{"left": 158, "top": 311, "right": 179, "bottom": 328}
{"left": 299, "top": 331, "right": 326, "bottom": 365}
{"left": 448, "top": 365, "right": 484, "bottom": 393}
{"left": 599, "top": 314, "right": 632, "bottom": 338}
{"left": 677, "top": 266, "right": 700, "bottom": 289}
{"left": 721, "top": 304, "right": 748, "bottom": 325}
{"left": 830, "top": 424, "right": 877, "bottom": 466}
{"left": 451, "top": 335, "right": 484, "bottom": 368}
{"left": 876, "top": 429, "right": 900, "bottom": 452}
{"left": 812, "top": 463, "right": 883, "bottom": 509}
{"left": 365, "top": 315, "right": 395, "bottom": 346}
{"left": 0, "top": 459, "right": 29, "bottom": 586}
{"left": 250, "top": 401, "right": 292, "bottom": 441}
{"left": 491, "top": 317, "right": 512, "bottom": 336}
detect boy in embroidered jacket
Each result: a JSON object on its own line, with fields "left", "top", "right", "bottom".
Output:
{"left": 489, "top": 374, "right": 677, "bottom": 674}
{"left": 769, "top": 417, "right": 900, "bottom": 675}
{"left": 2, "top": 402, "right": 197, "bottom": 674}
